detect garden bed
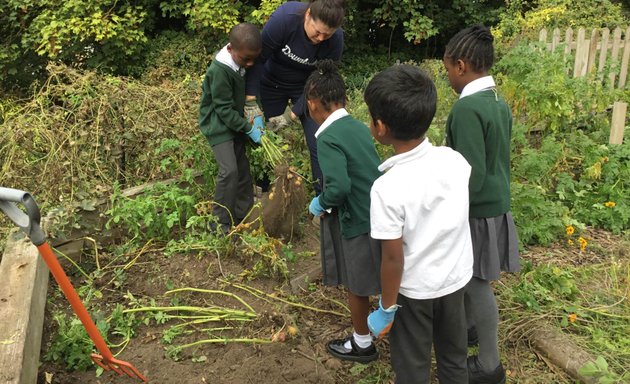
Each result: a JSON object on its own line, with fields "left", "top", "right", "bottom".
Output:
{"left": 37, "top": 218, "right": 350, "bottom": 384}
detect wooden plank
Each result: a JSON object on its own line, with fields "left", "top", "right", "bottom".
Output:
{"left": 539, "top": 28, "right": 548, "bottom": 45}
{"left": 0, "top": 231, "right": 49, "bottom": 384}
{"left": 574, "top": 28, "right": 588, "bottom": 77}
{"left": 564, "top": 28, "right": 574, "bottom": 56}
{"left": 617, "top": 26, "right": 630, "bottom": 88}
{"left": 609, "top": 101, "right": 627, "bottom": 145}
{"left": 587, "top": 29, "right": 599, "bottom": 74}
{"left": 598, "top": 28, "right": 610, "bottom": 81}
{"left": 551, "top": 28, "right": 561, "bottom": 52}
{"left": 609, "top": 27, "right": 623, "bottom": 88}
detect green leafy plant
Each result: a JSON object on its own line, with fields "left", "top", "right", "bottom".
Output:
{"left": 44, "top": 312, "right": 110, "bottom": 371}
{"left": 106, "top": 182, "right": 198, "bottom": 241}
{"left": 579, "top": 355, "right": 630, "bottom": 383}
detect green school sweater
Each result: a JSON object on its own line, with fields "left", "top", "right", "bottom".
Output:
{"left": 198, "top": 60, "right": 249, "bottom": 146}
{"left": 446, "top": 90, "right": 512, "bottom": 218}
{"left": 317, "top": 115, "right": 381, "bottom": 238}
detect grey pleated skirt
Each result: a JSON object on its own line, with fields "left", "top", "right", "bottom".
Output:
{"left": 320, "top": 212, "right": 381, "bottom": 297}
{"left": 469, "top": 212, "right": 520, "bottom": 281}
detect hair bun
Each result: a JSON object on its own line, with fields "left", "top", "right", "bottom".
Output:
{"left": 471, "top": 25, "right": 493, "bottom": 43}
{"left": 315, "top": 59, "right": 339, "bottom": 76}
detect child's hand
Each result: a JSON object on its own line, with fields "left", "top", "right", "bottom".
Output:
{"left": 245, "top": 99, "right": 263, "bottom": 124}
{"left": 308, "top": 196, "right": 325, "bottom": 216}
{"left": 252, "top": 115, "right": 265, "bottom": 131}
{"left": 368, "top": 298, "right": 399, "bottom": 338}
{"left": 246, "top": 121, "right": 264, "bottom": 144}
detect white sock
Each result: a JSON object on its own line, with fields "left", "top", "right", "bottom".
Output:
{"left": 344, "top": 331, "right": 373, "bottom": 350}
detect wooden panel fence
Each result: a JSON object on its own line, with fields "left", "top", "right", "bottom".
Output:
{"left": 539, "top": 27, "right": 630, "bottom": 89}
{"left": 539, "top": 27, "right": 628, "bottom": 144}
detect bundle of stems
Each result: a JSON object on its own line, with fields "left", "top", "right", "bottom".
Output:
{"left": 260, "top": 134, "right": 284, "bottom": 168}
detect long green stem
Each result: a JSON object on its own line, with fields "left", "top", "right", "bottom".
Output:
{"left": 223, "top": 280, "right": 349, "bottom": 317}
{"left": 165, "top": 287, "right": 256, "bottom": 314}
{"left": 53, "top": 247, "right": 92, "bottom": 281}
{"left": 176, "top": 337, "right": 272, "bottom": 351}
{"left": 122, "top": 306, "right": 256, "bottom": 318}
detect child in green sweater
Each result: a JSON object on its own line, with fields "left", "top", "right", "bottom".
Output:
{"left": 199, "top": 23, "right": 263, "bottom": 233}
{"left": 443, "top": 25, "right": 520, "bottom": 384}
{"left": 306, "top": 60, "right": 382, "bottom": 363}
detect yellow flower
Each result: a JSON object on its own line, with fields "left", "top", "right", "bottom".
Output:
{"left": 566, "top": 225, "right": 575, "bottom": 235}
{"left": 578, "top": 237, "right": 588, "bottom": 251}
{"left": 604, "top": 201, "right": 616, "bottom": 208}
{"left": 568, "top": 313, "right": 577, "bottom": 323}
{"left": 567, "top": 239, "right": 574, "bottom": 246}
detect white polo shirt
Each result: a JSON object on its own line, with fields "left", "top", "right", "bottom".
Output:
{"left": 370, "top": 139, "right": 473, "bottom": 300}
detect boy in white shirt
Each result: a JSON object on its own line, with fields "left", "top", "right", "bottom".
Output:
{"left": 365, "top": 64, "right": 473, "bottom": 383}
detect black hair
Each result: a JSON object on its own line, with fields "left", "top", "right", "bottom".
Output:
{"left": 309, "top": 0, "right": 345, "bottom": 29}
{"left": 229, "top": 23, "right": 262, "bottom": 51}
{"left": 444, "top": 25, "right": 494, "bottom": 73}
{"left": 304, "top": 60, "right": 346, "bottom": 111}
{"left": 363, "top": 65, "right": 436, "bottom": 141}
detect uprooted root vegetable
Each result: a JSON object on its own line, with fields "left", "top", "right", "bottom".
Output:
{"left": 260, "top": 164, "right": 307, "bottom": 240}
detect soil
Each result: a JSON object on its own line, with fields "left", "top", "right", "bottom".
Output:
{"left": 36, "top": 225, "right": 623, "bottom": 384}
{"left": 37, "top": 222, "right": 357, "bottom": 384}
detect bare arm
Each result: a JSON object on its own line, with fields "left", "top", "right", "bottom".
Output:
{"left": 380, "top": 238, "right": 404, "bottom": 308}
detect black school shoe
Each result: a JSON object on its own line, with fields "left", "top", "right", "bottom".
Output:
{"left": 326, "top": 336, "right": 378, "bottom": 363}
{"left": 467, "top": 356, "right": 506, "bottom": 384}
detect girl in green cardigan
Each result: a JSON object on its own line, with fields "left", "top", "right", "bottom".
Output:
{"left": 443, "top": 25, "right": 520, "bottom": 384}
{"left": 306, "top": 60, "right": 382, "bottom": 363}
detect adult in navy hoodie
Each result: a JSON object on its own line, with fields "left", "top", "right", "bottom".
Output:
{"left": 245, "top": 0, "right": 345, "bottom": 194}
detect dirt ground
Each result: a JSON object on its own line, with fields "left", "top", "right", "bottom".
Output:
{"left": 35, "top": 222, "right": 617, "bottom": 384}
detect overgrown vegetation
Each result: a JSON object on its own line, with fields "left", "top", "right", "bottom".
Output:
{"left": 1, "top": 1, "right": 629, "bottom": 382}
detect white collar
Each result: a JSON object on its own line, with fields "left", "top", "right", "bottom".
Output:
{"left": 378, "top": 138, "right": 431, "bottom": 172}
{"left": 314, "top": 108, "right": 349, "bottom": 138}
{"left": 215, "top": 45, "right": 245, "bottom": 76}
{"left": 459, "top": 75, "right": 495, "bottom": 99}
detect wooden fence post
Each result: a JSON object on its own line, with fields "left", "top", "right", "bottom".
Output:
{"left": 598, "top": 28, "right": 611, "bottom": 83}
{"left": 551, "top": 28, "right": 561, "bottom": 52}
{"left": 539, "top": 28, "right": 548, "bottom": 46}
{"left": 564, "top": 28, "right": 574, "bottom": 57}
{"left": 587, "top": 29, "right": 599, "bottom": 74}
{"left": 609, "top": 101, "right": 627, "bottom": 145}
{"left": 618, "top": 26, "right": 630, "bottom": 89}
{"left": 574, "top": 28, "right": 589, "bottom": 77}
{"left": 608, "top": 28, "right": 623, "bottom": 88}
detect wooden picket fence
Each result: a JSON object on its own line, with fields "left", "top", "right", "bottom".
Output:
{"left": 538, "top": 27, "right": 630, "bottom": 89}
{"left": 539, "top": 27, "right": 629, "bottom": 144}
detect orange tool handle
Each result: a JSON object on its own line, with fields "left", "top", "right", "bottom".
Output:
{"left": 36, "top": 242, "right": 115, "bottom": 361}
{"left": 0, "top": 187, "right": 113, "bottom": 361}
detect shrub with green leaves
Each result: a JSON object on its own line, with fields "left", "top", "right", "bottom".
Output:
{"left": 106, "top": 182, "right": 198, "bottom": 241}
{"left": 495, "top": 42, "right": 624, "bottom": 133}
{"left": 44, "top": 312, "right": 110, "bottom": 371}
{"left": 494, "top": 0, "right": 627, "bottom": 43}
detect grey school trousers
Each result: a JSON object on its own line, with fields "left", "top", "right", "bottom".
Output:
{"left": 389, "top": 287, "right": 468, "bottom": 384}
{"left": 211, "top": 137, "right": 254, "bottom": 228}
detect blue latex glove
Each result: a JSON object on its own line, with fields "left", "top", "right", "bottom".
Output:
{"left": 246, "top": 118, "right": 264, "bottom": 144}
{"left": 368, "top": 298, "right": 399, "bottom": 338}
{"left": 252, "top": 115, "right": 265, "bottom": 131}
{"left": 309, "top": 196, "right": 325, "bottom": 216}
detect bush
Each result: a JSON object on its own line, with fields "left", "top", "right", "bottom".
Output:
{"left": 494, "top": 0, "right": 627, "bottom": 43}
{"left": 495, "top": 42, "right": 624, "bottom": 133}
